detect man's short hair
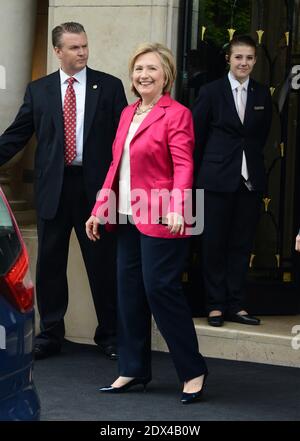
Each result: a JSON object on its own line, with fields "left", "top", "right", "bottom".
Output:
{"left": 52, "top": 22, "right": 86, "bottom": 48}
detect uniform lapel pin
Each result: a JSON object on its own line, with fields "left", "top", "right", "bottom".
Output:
{"left": 93, "top": 84, "right": 98, "bottom": 89}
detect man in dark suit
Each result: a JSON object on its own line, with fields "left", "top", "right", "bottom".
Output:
{"left": 0, "top": 22, "right": 127, "bottom": 358}
{"left": 193, "top": 35, "right": 272, "bottom": 327}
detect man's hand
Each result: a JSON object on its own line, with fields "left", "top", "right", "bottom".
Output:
{"left": 295, "top": 234, "right": 300, "bottom": 252}
{"left": 86, "top": 215, "right": 101, "bottom": 241}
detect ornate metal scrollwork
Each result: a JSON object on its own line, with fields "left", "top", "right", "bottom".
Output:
{"left": 263, "top": 197, "right": 271, "bottom": 212}
{"left": 256, "top": 29, "right": 264, "bottom": 45}
{"left": 227, "top": 28, "right": 236, "bottom": 41}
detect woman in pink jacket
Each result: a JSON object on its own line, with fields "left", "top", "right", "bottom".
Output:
{"left": 86, "top": 43, "right": 207, "bottom": 404}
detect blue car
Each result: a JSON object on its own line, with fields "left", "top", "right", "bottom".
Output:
{"left": 0, "top": 187, "right": 40, "bottom": 421}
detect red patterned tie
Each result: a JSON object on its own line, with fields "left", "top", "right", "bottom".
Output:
{"left": 63, "top": 77, "right": 77, "bottom": 165}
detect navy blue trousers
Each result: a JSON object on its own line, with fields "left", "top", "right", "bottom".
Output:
{"left": 117, "top": 221, "right": 207, "bottom": 382}
{"left": 36, "top": 169, "right": 117, "bottom": 346}
{"left": 202, "top": 181, "right": 262, "bottom": 314}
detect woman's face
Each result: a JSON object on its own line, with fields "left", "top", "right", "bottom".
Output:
{"left": 132, "top": 52, "right": 165, "bottom": 102}
{"left": 228, "top": 44, "right": 256, "bottom": 82}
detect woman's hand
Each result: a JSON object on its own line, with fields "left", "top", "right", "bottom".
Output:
{"left": 166, "top": 212, "right": 184, "bottom": 235}
{"left": 295, "top": 234, "right": 300, "bottom": 252}
{"left": 86, "top": 215, "right": 101, "bottom": 241}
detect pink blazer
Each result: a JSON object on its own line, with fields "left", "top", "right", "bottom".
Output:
{"left": 91, "top": 93, "right": 194, "bottom": 238}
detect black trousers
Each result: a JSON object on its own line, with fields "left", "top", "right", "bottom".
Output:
{"left": 202, "top": 180, "right": 262, "bottom": 314}
{"left": 117, "top": 221, "right": 207, "bottom": 382}
{"left": 35, "top": 167, "right": 117, "bottom": 345}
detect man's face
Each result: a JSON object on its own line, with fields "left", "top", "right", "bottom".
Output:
{"left": 54, "top": 32, "right": 89, "bottom": 75}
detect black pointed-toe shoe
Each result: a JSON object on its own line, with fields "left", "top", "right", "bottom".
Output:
{"left": 181, "top": 373, "right": 208, "bottom": 404}
{"left": 99, "top": 376, "right": 152, "bottom": 394}
{"left": 226, "top": 313, "right": 260, "bottom": 325}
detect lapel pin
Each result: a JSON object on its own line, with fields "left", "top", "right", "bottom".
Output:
{"left": 93, "top": 84, "right": 98, "bottom": 89}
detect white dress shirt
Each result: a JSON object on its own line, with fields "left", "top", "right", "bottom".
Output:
{"left": 228, "top": 71, "right": 250, "bottom": 184}
{"left": 60, "top": 67, "right": 86, "bottom": 165}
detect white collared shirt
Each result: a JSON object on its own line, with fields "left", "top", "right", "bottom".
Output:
{"left": 228, "top": 71, "right": 251, "bottom": 185}
{"left": 228, "top": 71, "right": 249, "bottom": 113}
{"left": 60, "top": 67, "right": 86, "bottom": 165}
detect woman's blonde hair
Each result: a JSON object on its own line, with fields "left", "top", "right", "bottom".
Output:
{"left": 129, "top": 42, "right": 176, "bottom": 97}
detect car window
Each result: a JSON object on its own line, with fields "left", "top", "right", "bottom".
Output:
{"left": 0, "top": 195, "right": 21, "bottom": 276}
{"left": 0, "top": 197, "right": 14, "bottom": 231}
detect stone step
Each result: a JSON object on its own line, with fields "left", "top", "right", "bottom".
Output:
{"left": 152, "top": 316, "right": 300, "bottom": 368}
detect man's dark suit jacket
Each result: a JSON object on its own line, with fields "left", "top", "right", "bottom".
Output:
{"left": 0, "top": 67, "right": 127, "bottom": 219}
{"left": 193, "top": 76, "right": 272, "bottom": 192}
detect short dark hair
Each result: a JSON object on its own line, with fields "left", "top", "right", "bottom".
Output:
{"left": 227, "top": 35, "right": 257, "bottom": 58}
{"left": 52, "top": 22, "right": 86, "bottom": 48}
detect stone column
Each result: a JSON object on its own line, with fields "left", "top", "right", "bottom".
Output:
{"left": 0, "top": 0, "right": 37, "bottom": 211}
{"left": 48, "top": 0, "right": 180, "bottom": 100}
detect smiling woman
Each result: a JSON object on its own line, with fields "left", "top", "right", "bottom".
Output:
{"left": 86, "top": 42, "right": 208, "bottom": 404}
{"left": 132, "top": 52, "right": 165, "bottom": 115}
{"left": 129, "top": 42, "right": 176, "bottom": 101}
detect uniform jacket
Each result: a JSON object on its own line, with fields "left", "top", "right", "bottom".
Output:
{"left": 193, "top": 76, "right": 272, "bottom": 192}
